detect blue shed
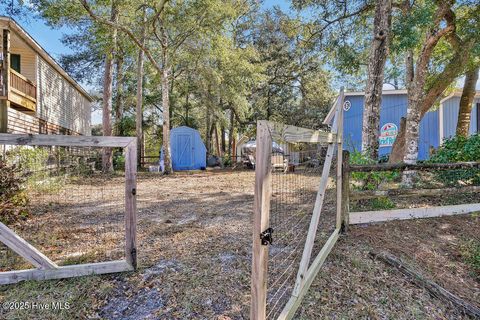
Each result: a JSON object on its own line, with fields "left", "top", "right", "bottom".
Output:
{"left": 323, "top": 89, "right": 480, "bottom": 160}
{"left": 170, "top": 126, "right": 206, "bottom": 170}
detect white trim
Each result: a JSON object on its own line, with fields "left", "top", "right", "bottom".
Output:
{"left": 439, "top": 90, "right": 480, "bottom": 104}
{"left": 344, "top": 89, "right": 408, "bottom": 96}
{"left": 323, "top": 95, "right": 339, "bottom": 124}
{"left": 1, "top": 16, "right": 94, "bottom": 102}
{"left": 349, "top": 203, "right": 480, "bottom": 225}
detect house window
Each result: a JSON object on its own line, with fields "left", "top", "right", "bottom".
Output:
{"left": 10, "top": 54, "right": 21, "bottom": 73}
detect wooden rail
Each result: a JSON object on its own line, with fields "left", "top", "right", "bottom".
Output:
{"left": 349, "top": 161, "right": 480, "bottom": 172}
{"left": 10, "top": 69, "right": 36, "bottom": 100}
{"left": 351, "top": 185, "right": 480, "bottom": 200}
{"left": 342, "top": 152, "right": 480, "bottom": 226}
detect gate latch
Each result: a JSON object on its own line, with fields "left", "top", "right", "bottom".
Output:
{"left": 260, "top": 228, "right": 274, "bottom": 245}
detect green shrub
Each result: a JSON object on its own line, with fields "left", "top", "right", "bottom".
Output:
{"left": 370, "top": 197, "right": 396, "bottom": 210}
{"left": 461, "top": 239, "right": 480, "bottom": 278}
{"left": 349, "top": 151, "right": 399, "bottom": 190}
{"left": 113, "top": 150, "right": 125, "bottom": 170}
{"left": 429, "top": 134, "right": 480, "bottom": 186}
{"left": 5, "top": 147, "right": 97, "bottom": 193}
{"left": 6, "top": 146, "right": 49, "bottom": 173}
{"left": 0, "top": 160, "right": 29, "bottom": 224}
{"left": 223, "top": 156, "right": 232, "bottom": 167}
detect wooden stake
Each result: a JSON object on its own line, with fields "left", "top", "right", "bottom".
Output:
{"left": 279, "top": 229, "right": 340, "bottom": 320}
{"left": 250, "top": 120, "right": 272, "bottom": 320}
{"left": 341, "top": 150, "right": 350, "bottom": 231}
{"left": 125, "top": 139, "right": 138, "bottom": 269}
{"left": 336, "top": 88, "right": 345, "bottom": 230}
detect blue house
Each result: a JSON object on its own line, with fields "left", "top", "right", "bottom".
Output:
{"left": 324, "top": 89, "right": 480, "bottom": 160}
{"left": 170, "top": 126, "right": 207, "bottom": 170}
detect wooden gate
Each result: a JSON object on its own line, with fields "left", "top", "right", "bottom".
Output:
{"left": 251, "top": 88, "right": 345, "bottom": 319}
{"left": 0, "top": 134, "right": 137, "bottom": 285}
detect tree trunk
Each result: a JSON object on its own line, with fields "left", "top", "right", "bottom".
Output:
{"left": 361, "top": 0, "right": 392, "bottom": 159}
{"left": 456, "top": 67, "right": 479, "bottom": 137}
{"left": 221, "top": 124, "right": 226, "bottom": 154}
{"left": 389, "top": 47, "right": 471, "bottom": 163}
{"left": 101, "top": 1, "right": 118, "bottom": 173}
{"left": 228, "top": 108, "right": 234, "bottom": 161}
{"left": 209, "top": 121, "right": 216, "bottom": 155}
{"left": 135, "top": 6, "right": 147, "bottom": 168}
{"left": 135, "top": 54, "right": 144, "bottom": 166}
{"left": 162, "top": 67, "right": 172, "bottom": 173}
{"left": 205, "top": 106, "right": 211, "bottom": 154}
{"left": 114, "top": 54, "right": 124, "bottom": 136}
{"left": 161, "top": 28, "right": 173, "bottom": 174}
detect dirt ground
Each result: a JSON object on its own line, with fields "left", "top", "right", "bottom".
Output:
{"left": 0, "top": 170, "right": 479, "bottom": 319}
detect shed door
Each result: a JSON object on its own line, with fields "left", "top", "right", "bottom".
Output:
{"left": 177, "top": 134, "right": 193, "bottom": 169}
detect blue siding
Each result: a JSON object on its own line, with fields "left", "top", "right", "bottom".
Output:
{"left": 442, "top": 97, "right": 479, "bottom": 140}
{"left": 342, "top": 93, "right": 439, "bottom": 160}
{"left": 170, "top": 126, "right": 207, "bottom": 170}
{"left": 419, "top": 110, "right": 439, "bottom": 159}
{"left": 343, "top": 96, "right": 364, "bottom": 153}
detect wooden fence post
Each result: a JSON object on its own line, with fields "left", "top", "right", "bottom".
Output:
{"left": 125, "top": 139, "right": 138, "bottom": 269}
{"left": 341, "top": 150, "right": 350, "bottom": 232}
{"left": 251, "top": 120, "right": 272, "bottom": 320}
{"left": 336, "top": 88, "right": 345, "bottom": 230}
{"left": 0, "top": 29, "right": 10, "bottom": 133}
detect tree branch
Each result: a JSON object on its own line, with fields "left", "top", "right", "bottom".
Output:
{"left": 78, "top": 0, "right": 167, "bottom": 74}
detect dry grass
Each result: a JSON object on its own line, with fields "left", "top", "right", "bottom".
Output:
{"left": 0, "top": 170, "right": 478, "bottom": 319}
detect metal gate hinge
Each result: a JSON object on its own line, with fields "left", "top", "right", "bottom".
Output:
{"left": 260, "top": 227, "right": 274, "bottom": 245}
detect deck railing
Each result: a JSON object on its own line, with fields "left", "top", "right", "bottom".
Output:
{"left": 9, "top": 69, "right": 36, "bottom": 100}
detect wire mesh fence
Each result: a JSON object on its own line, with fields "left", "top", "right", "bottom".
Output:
{"left": 348, "top": 163, "right": 480, "bottom": 213}
{"left": 266, "top": 141, "right": 337, "bottom": 319}
{"left": 0, "top": 142, "right": 130, "bottom": 274}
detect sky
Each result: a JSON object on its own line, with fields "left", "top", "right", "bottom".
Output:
{"left": 15, "top": 18, "right": 74, "bottom": 60}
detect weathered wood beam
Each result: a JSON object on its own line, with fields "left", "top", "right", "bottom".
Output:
{"left": 0, "top": 260, "right": 133, "bottom": 285}
{"left": 0, "top": 133, "right": 135, "bottom": 148}
{"left": 0, "top": 222, "right": 57, "bottom": 270}
{"left": 336, "top": 88, "right": 345, "bottom": 230}
{"left": 349, "top": 161, "right": 480, "bottom": 172}
{"left": 125, "top": 139, "right": 137, "bottom": 269}
{"left": 349, "top": 203, "right": 480, "bottom": 224}
{"left": 278, "top": 229, "right": 340, "bottom": 320}
{"left": 250, "top": 120, "right": 272, "bottom": 320}
{"left": 350, "top": 185, "right": 480, "bottom": 200}
{"left": 370, "top": 251, "right": 480, "bottom": 318}
{"left": 341, "top": 150, "right": 351, "bottom": 231}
